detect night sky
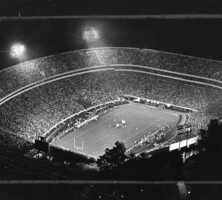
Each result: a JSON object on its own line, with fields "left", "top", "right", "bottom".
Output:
{"left": 1, "top": 18, "right": 222, "bottom": 70}
{"left": 0, "top": 0, "right": 221, "bottom": 16}
{"left": 1, "top": 1, "right": 222, "bottom": 70}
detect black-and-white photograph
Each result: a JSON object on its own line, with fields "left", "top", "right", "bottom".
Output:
{"left": 1, "top": 0, "right": 222, "bottom": 199}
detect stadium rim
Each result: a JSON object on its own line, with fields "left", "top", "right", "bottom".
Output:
{"left": 1, "top": 64, "right": 222, "bottom": 106}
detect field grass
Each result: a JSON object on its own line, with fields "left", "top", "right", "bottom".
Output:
{"left": 51, "top": 102, "right": 180, "bottom": 158}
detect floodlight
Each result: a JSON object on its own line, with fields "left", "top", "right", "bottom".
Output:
{"left": 83, "top": 27, "right": 100, "bottom": 43}
{"left": 10, "top": 43, "right": 26, "bottom": 58}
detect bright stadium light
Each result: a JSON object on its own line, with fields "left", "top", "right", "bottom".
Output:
{"left": 82, "top": 27, "right": 100, "bottom": 44}
{"left": 10, "top": 43, "right": 26, "bottom": 59}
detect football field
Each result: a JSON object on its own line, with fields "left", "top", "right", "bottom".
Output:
{"left": 51, "top": 102, "right": 180, "bottom": 158}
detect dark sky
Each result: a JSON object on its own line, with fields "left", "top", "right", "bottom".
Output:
{"left": 1, "top": 1, "right": 222, "bottom": 69}
{"left": 0, "top": 0, "right": 221, "bottom": 15}
{"left": 1, "top": 18, "right": 222, "bottom": 69}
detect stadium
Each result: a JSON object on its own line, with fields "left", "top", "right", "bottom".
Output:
{"left": 1, "top": 47, "right": 222, "bottom": 159}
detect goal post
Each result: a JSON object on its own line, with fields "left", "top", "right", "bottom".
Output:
{"left": 73, "top": 138, "right": 84, "bottom": 150}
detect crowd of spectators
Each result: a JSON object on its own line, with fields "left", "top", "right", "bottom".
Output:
{"left": 126, "top": 120, "right": 176, "bottom": 154}
{"left": 1, "top": 47, "right": 222, "bottom": 100}
{"left": 0, "top": 47, "right": 222, "bottom": 154}
{"left": 0, "top": 128, "right": 31, "bottom": 154}
{"left": 0, "top": 70, "right": 222, "bottom": 145}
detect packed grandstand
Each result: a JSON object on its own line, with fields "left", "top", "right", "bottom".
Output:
{"left": 1, "top": 47, "right": 222, "bottom": 157}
